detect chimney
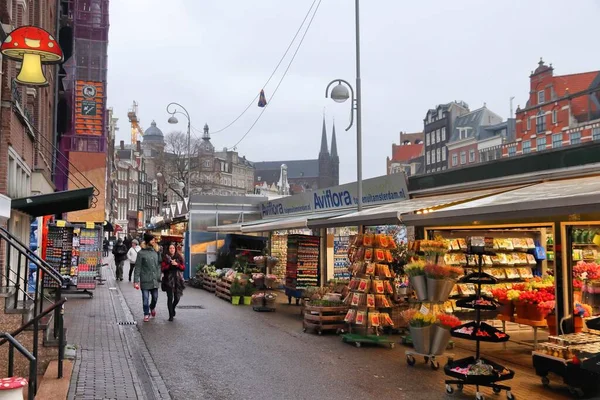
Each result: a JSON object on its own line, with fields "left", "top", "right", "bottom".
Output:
{"left": 120, "top": 140, "right": 124, "bottom": 149}
{"left": 137, "top": 141, "right": 141, "bottom": 152}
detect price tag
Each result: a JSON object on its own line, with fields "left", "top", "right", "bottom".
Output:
{"left": 56, "top": 220, "right": 66, "bottom": 227}
{"left": 86, "top": 222, "right": 95, "bottom": 229}
{"left": 420, "top": 304, "right": 429, "bottom": 315}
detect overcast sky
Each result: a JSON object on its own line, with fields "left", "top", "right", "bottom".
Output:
{"left": 107, "top": 0, "right": 600, "bottom": 184}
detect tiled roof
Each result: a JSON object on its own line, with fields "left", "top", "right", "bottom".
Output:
{"left": 554, "top": 71, "right": 600, "bottom": 121}
{"left": 448, "top": 107, "right": 503, "bottom": 143}
{"left": 390, "top": 144, "right": 423, "bottom": 163}
{"left": 254, "top": 159, "right": 319, "bottom": 185}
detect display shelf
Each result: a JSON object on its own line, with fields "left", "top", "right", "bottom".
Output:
{"left": 270, "top": 234, "right": 287, "bottom": 282}
{"left": 333, "top": 236, "right": 351, "bottom": 280}
{"left": 285, "top": 234, "right": 320, "bottom": 291}
{"left": 43, "top": 224, "right": 74, "bottom": 288}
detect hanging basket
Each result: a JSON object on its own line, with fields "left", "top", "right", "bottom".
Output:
{"left": 430, "top": 324, "right": 451, "bottom": 356}
{"left": 410, "top": 275, "right": 427, "bottom": 301}
{"left": 409, "top": 325, "right": 431, "bottom": 355}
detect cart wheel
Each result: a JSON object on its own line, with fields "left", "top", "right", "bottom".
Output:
{"left": 568, "top": 387, "right": 584, "bottom": 398}
{"left": 406, "top": 355, "right": 416, "bottom": 366}
{"left": 492, "top": 387, "right": 501, "bottom": 394}
{"left": 389, "top": 343, "right": 395, "bottom": 349}
{"left": 355, "top": 342, "right": 361, "bottom": 348}
{"left": 456, "top": 384, "right": 463, "bottom": 391}
{"left": 476, "top": 392, "right": 485, "bottom": 400}
{"left": 445, "top": 384, "right": 454, "bottom": 394}
{"left": 430, "top": 360, "right": 440, "bottom": 370}
{"left": 317, "top": 330, "right": 322, "bottom": 336}
{"left": 541, "top": 376, "right": 550, "bottom": 387}
{"left": 506, "top": 391, "right": 515, "bottom": 400}
{"left": 302, "top": 327, "right": 307, "bottom": 333}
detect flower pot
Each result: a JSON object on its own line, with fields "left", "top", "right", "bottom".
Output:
{"left": 397, "top": 287, "right": 409, "bottom": 296}
{"left": 574, "top": 316, "right": 584, "bottom": 333}
{"left": 497, "top": 300, "right": 515, "bottom": 318}
{"left": 430, "top": 324, "right": 451, "bottom": 355}
{"left": 231, "top": 296, "right": 241, "bottom": 305}
{"left": 427, "top": 278, "right": 449, "bottom": 302}
{"left": 527, "top": 303, "right": 545, "bottom": 321}
{"left": 442, "top": 279, "right": 456, "bottom": 300}
{"left": 515, "top": 302, "right": 528, "bottom": 319}
{"left": 574, "top": 290, "right": 582, "bottom": 303}
{"left": 410, "top": 275, "right": 427, "bottom": 301}
{"left": 409, "top": 325, "right": 431, "bottom": 355}
{"left": 243, "top": 296, "right": 252, "bottom": 305}
{"left": 546, "top": 314, "right": 558, "bottom": 335}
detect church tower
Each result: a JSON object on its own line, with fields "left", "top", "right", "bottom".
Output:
{"left": 331, "top": 121, "right": 339, "bottom": 186}
{"left": 318, "top": 116, "right": 332, "bottom": 188}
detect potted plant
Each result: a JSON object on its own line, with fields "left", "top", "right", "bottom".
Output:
{"left": 401, "top": 309, "right": 435, "bottom": 355}
{"left": 491, "top": 287, "right": 514, "bottom": 317}
{"left": 243, "top": 283, "right": 255, "bottom": 305}
{"left": 431, "top": 313, "right": 461, "bottom": 355}
{"left": 405, "top": 261, "right": 427, "bottom": 301}
{"left": 230, "top": 279, "right": 244, "bottom": 305}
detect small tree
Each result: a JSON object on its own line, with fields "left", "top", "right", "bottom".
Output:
{"left": 155, "top": 131, "right": 201, "bottom": 199}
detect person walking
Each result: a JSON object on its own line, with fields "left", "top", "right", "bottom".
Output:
{"left": 134, "top": 233, "right": 161, "bottom": 322}
{"left": 161, "top": 243, "right": 185, "bottom": 321}
{"left": 112, "top": 238, "right": 128, "bottom": 281}
{"left": 126, "top": 239, "right": 141, "bottom": 282}
{"left": 124, "top": 235, "right": 133, "bottom": 251}
{"left": 103, "top": 238, "right": 109, "bottom": 257}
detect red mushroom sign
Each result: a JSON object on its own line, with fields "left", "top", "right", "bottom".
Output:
{"left": 1, "top": 26, "right": 63, "bottom": 86}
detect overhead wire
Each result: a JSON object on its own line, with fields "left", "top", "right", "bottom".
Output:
{"left": 210, "top": 0, "right": 319, "bottom": 135}
{"left": 228, "top": 0, "right": 322, "bottom": 150}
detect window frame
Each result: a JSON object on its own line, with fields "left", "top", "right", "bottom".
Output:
{"left": 570, "top": 131, "right": 581, "bottom": 145}
{"left": 460, "top": 151, "right": 466, "bottom": 165}
{"left": 593, "top": 127, "right": 600, "bottom": 141}
{"left": 536, "top": 110, "right": 546, "bottom": 134}
{"left": 552, "top": 133, "right": 562, "bottom": 148}
{"left": 537, "top": 90, "right": 545, "bottom": 104}
{"left": 451, "top": 153, "right": 458, "bottom": 166}
{"left": 536, "top": 136, "right": 546, "bottom": 151}
{"left": 522, "top": 140, "right": 531, "bottom": 154}
{"left": 469, "top": 149, "right": 475, "bottom": 163}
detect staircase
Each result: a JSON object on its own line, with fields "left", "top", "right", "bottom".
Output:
{"left": 0, "top": 226, "right": 66, "bottom": 400}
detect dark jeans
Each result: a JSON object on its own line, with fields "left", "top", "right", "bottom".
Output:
{"left": 142, "top": 288, "right": 159, "bottom": 316}
{"left": 115, "top": 259, "right": 124, "bottom": 279}
{"left": 166, "top": 288, "right": 180, "bottom": 318}
{"left": 128, "top": 262, "right": 135, "bottom": 281}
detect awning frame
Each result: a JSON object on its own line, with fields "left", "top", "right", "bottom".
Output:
{"left": 10, "top": 187, "right": 95, "bottom": 217}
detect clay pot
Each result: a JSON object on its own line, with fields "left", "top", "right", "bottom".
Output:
{"left": 497, "top": 300, "right": 515, "bottom": 318}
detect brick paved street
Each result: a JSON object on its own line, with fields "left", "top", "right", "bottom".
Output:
{"left": 64, "top": 256, "right": 169, "bottom": 400}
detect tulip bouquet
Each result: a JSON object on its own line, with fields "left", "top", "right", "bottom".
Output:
{"left": 491, "top": 288, "right": 508, "bottom": 302}
{"left": 408, "top": 311, "right": 436, "bottom": 328}
{"left": 537, "top": 300, "right": 556, "bottom": 315}
{"left": 405, "top": 260, "right": 425, "bottom": 277}
{"left": 435, "top": 313, "right": 462, "bottom": 329}
{"left": 518, "top": 289, "right": 555, "bottom": 305}
{"left": 423, "top": 264, "right": 463, "bottom": 280}
{"left": 506, "top": 289, "right": 522, "bottom": 302}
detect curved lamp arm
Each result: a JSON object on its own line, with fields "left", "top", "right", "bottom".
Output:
{"left": 325, "top": 79, "right": 356, "bottom": 131}
{"left": 166, "top": 102, "right": 190, "bottom": 122}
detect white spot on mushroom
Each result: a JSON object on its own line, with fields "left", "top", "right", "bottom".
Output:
{"left": 13, "top": 42, "right": 18, "bottom": 46}
{"left": 48, "top": 42, "right": 54, "bottom": 48}
{"left": 5, "top": 35, "right": 11, "bottom": 43}
{"left": 49, "top": 35, "right": 55, "bottom": 41}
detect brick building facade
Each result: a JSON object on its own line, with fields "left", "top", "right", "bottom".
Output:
{"left": 503, "top": 59, "right": 600, "bottom": 157}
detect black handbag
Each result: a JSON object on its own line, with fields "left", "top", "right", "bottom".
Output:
{"left": 161, "top": 275, "right": 168, "bottom": 292}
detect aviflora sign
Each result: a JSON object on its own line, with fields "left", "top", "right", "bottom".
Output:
{"left": 260, "top": 174, "right": 408, "bottom": 218}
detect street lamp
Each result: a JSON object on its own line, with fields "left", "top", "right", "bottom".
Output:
{"left": 325, "top": 0, "right": 364, "bottom": 212}
{"left": 166, "top": 102, "right": 191, "bottom": 198}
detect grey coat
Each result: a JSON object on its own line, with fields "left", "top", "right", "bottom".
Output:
{"left": 134, "top": 248, "right": 161, "bottom": 290}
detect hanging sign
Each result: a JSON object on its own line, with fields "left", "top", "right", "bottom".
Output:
{"left": 85, "top": 222, "right": 95, "bottom": 229}
{"left": 56, "top": 220, "right": 66, "bottom": 227}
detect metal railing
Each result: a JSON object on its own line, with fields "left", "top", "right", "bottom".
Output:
{"left": 0, "top": 333, "right": 36, "bottom": 400}
{"left": 0, "top": 227, "right": 66, "bottom": 396}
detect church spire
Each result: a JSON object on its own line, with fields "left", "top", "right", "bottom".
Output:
{"left": 331, "top": 120, "right": 338, "bottom": 159}
{"left": 319, "top": 115, "right": 329, "bottom": 155}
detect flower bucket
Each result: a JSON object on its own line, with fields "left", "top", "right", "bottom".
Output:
{"left": 409, "top": 325, "right": 431, "bottom": 355}
{"left": 515, "top": 302, "right": 529, "bottom": 319}
{"left": 430, "top": 324, "right": 451, "bottom": 356}
{"left": 231, "top": 296, "right": 241, "bottom": 305}
{"left": 410, "top": 276, "right": 428, "bottom": 301}
{"left": 546, "top": 314, "right": 557, "bottom": 335}
{"left": 497, "top": 300, "right": 515, "bottom": 318}
{"left": 243, "top": 296, "right": 252, "bottom": 305}
{"left": 527, "top": 304, "right": 545, "bottom": 321}
{"left": 574, "top": 316, "right": 584, "bottom": 333}
{"left": 574, "top": 290, "right": 582, "bottom": 303}
{"left": 427, "top": 278, "right": 448, "bottom": 302}
{"left": 397, "top": 287, "right": 409, "bottom": 296}
{"left": 442, "top": 279, "right": 456, "bottom": 300}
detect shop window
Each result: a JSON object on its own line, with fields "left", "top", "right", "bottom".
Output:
{"left": 552, "top": 133, "right": 562, "bottom": 148}
{"left": 451, "top": 153, "right": 458, "bottom": 166}
{"left": 522, "top": 140, "right": 531, "bottom": 154}
{"left": 570, "top": 131, "right": 581, "bottom": 145}
{"left": 536, "top": 137, "right": 546, "bottom": 151}
{"left": 536, "top": 110, "right": 546, "bottom": 134}
{"left": 570, "top": 225, "right": 600, "bottom": 319}
{"left": 460, "top": 151, "right": 466, "bottom": 164}
{"left": 469, "top": 149, "right": 475, "bottom": 163}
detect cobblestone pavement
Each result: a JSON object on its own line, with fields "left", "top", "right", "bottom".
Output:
{"left": 65, "top": 256, "right": 170, "bottom": 400}
{"left": 118, "top": 278, "right": 581, "bottom": 400}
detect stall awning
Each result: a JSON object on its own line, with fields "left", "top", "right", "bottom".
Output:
{"left": 308, "top": 186, "right": 526, "bottom": 228}
{"left": 402, "top": 176, "right": 600, "bottom": 226}
{"left": 11, "top": 187, "right": 95, "bottom": 218}
{"left": 240, "top": 211, "right": 350, "bottom": 233}
{"left": 207, "top": 224, "right": 243, "bottom": 233}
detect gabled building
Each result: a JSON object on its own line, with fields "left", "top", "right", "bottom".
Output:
{"left": 503, "top": 59, "right": 600, "bottom": 157}
{"left": 387, "top": 131, "right": 424, "bottom": 176}
{"left": 446, "top": 105, "right": 504, "bottom": 168}
{"left": 423, "top": 101, "right": 470, "bottom": 173}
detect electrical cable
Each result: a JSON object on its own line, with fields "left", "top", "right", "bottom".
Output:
{"left": 228, "top": 0, "right": 322, "bottom": 150}
{"left": 210, "top": 0, "right": 319, "bottom": 134}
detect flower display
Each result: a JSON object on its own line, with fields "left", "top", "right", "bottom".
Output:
{"left": 573, "top": 279, "right": 584, "bottom": 290}
{"left": 518, "top": 289, "right": 555, "bottom": 305}
{"left": 574, "top": 302, "right": 593, "bottom": 318}
{"left": 574, "top": 261, "right": 600, "bottom": 281}
{"left": 506, "top": 290, "right": 522, "bottom": 301}
{"left": 423, "top": 264, "right": 463, "bottom": 280}
{"left": 436, "top": 313, "right": 462, "bottom": 329}
{"left": 419, "top": 240, "right": 448, "bottom": 257}
{"left": 408, "top": 311, "right": 436, "bottom": 327}
{"left": 491, "top": 288, "right": 508, "bottom": 302}
{"left": 405, "top": 260, "right": 425, "bottom": 277}
{"left": 400, "top": 308, "right": 417, "bottom": 324}
{"left": 537, "top": 300, "right": 556, "bottom": 315}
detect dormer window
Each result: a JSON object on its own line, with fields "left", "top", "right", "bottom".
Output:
{"left": 537, "top": 90, "right": 545, "bottom": 104}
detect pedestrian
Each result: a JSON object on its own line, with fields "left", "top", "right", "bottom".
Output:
{"left": 112, "top": 238, "right": 128, "bottom": 281}
{"left": 103, "top": 238, "right": 109, "bottom": 257}
{"left": 134, "top": 233, "right": 161, "bottom": 322}
{"left": 126, "top": 239, "right": 141, "bottom": 282}
{"left": 161, "top": 243, "right": 185, "bottom": 321}
{"left": 124, "top": 235, "right": 133, "bottom": 251}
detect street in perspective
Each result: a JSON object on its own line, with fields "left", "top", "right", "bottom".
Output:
{"left": 1, "top": 1, "right": 600, "bottom": 400}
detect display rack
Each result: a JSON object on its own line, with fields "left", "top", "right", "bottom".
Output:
{"left": 341, "top": 234, "right": 396, "bottom": 349}
{"left": 333, "top": 235, "right": 351, "bottom": 280}
{"left": 252, "top": 256, "right": 278, "bottom": 312}
{"left": 73, "top": 225, "right": 102, "bottom": 292}
{"left": 285, "top": 234, "right": 320, "bottom": 304}
{"left": 43, "top": 223, "right": 74, "bottom": 289}
{"left": 270, "top": 233, "right": 287, "bottom": 283}
{"left": 445, "top": 237, "right": 515, "bottom": 400}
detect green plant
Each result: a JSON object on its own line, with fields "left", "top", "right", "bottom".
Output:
{"left": 244, "top": 283, "right": 255, "bottom": 297}
{"left": 230, "top": 279, "right": 245, "bottom": 296}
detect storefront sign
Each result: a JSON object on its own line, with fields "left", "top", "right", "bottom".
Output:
{"left": 74, "top": 80, "right": 104, "bottom": 136}
{"left": 260, "top": 174, "right": 408, "bottom": 219}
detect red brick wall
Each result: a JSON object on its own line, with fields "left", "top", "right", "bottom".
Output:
{"left": 448, "top": 142, "right": 479, "bottom": 168}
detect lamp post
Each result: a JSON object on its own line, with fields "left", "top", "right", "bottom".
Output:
{"left": 325, "top": 0, "right": 363, "bottom": 212}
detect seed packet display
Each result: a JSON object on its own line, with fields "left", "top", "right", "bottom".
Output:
{"left": 376, "top": 295, "right": 391, "bottom": 308}
{"left": 377, "top": 234, "right": 389, "bottom": 248}
{"left": 366, "top": 294, "right": 376, "bottom": 308}
{"left": 353, "top": 235, "right": 364, "bottom": 247}
{"left": 357, "top": 279, "right": 369, "bottom": 292}
{"left": 365, "top": 262, "right": 375, "bottom": 275}
{"left": 348, "top": 278, "right": 360, "bottom": 290}
{"left": 364, "top": 248, "right": 373, "bottom": 261}
{"left": 375, "top": 249, "right": 386, "bottom": 262}
{"left": 385, "top": 280, "right": 394, "bottom": 294}
{"left": 385, "top": 250, "right": 394, "bottom": 263}
{"left": 351, "top": 293, "right": 362, "bottom": 307}
{"left": 370, "top": 312, "right": 380, "bottom": 327}
{"left": 344, "top": 309, "right": 357, "bottom": 323}
{"left": 356, "top": 311, "right": 366, "bottom": 325}
{"left": 380, "top": 312, "right": 394, "bottom": 326}
{"left": 363, "top": 234, "right": 374, "bottom": 247}
{"left": 373, "top": 280, "right": 385, "bottom": 294}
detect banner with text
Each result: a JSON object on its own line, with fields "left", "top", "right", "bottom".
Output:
{"left": 260, "top": 174, "right": 408, "bottom": 219}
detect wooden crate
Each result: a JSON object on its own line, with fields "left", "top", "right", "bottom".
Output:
{"left": 302, "top": 303, "right": 349, "bottom": 335}
{"left": 202, "top": 274, "right": 217, "bottom": 292}
{"left": 215, "top": 279, "right": 232, "bottom": 301}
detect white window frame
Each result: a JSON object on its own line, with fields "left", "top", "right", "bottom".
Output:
{"left": 436, "top": 148, "right": 441, "bottom": 163}
{"left": 432, "top": 150, "right": 436, "bottom": 164}
{"left": 436, "top": 130, "right": 441, "bottom": 143}
{"left": 536, "top": 136, "right": 546, "bottom": 151}
{"left": 508, "top": 146, "right": 516, "bottom": 157}
{"left": 451, "top": 153, "right": 458, "bottom": 166}
{"left": 570, "top": 131, "right": 581, "bottom": 145}
{"left": 441, "top": 127, "right": 446, "bottom": 141}
{"left": 425, "top": 133, "right": 430, "bottom": 145}
{"left": 522, "top": 140, "right": 531, "bottom": 154}
{"left": 426, "top": 151, "right": 430, "bottom": 165}
{"left": 442, "top": 147, "right": 447, "bottom": 161}
{"left": 460, "top": 151, "right": 466, "bottom": 165}
{"left": 538, "top": 90, "right": 545, "bottom": 104}
{"left": 552, "top": 133, "right": 562, "bottom": 148}
{"left": 469, "top": 149, "right": 475, "bottom": 163}
{"left": 527, "top": 117, "right": 531, "bottom": 131}
{"left": 552, "top": 109, "right": 557, "bottom": 124}
{"left": 593, "top": 127, "right": 600, "bottom": 141}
